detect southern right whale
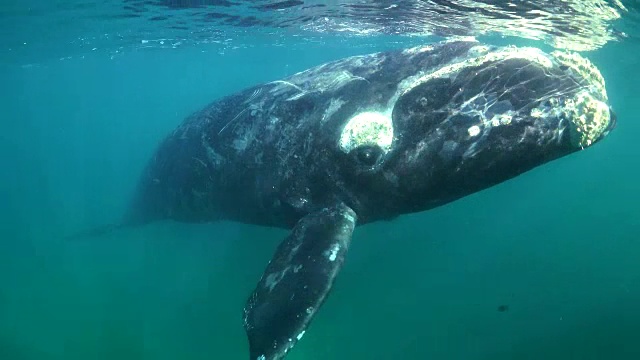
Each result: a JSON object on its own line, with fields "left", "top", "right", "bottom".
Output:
{"left": 83, "top": 39, "right": 617, "bottom": 359}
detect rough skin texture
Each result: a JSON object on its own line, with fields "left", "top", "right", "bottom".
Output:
{"left": 125, "top": 40, "right": 613, "bottom": 230}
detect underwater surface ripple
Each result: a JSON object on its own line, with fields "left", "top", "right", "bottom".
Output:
{"left": 1, "top": 0, "right": 640, "bottom": 359}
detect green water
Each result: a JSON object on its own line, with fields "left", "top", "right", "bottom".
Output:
{"left": 1, "top": 11, "right": 639, "bottom": 360}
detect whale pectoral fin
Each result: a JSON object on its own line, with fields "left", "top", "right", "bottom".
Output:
{"left": 243, "top": 203, "right": 357, "bottom": 360}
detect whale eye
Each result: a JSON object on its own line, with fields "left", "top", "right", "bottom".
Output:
{"left": 352, "top": 145, "right": 384, "bottom": 166}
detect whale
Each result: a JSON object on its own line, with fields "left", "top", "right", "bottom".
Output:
{"left": 84, "top": 39, "right": 616, "bottom": 359}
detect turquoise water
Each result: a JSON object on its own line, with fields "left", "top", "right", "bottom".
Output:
{"left": 1, "top": 2, "right": 640, "bottom": 359}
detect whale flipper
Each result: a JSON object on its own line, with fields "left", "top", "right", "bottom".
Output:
{"left": 243, "top": 203, "right": 357, "bottom": 360}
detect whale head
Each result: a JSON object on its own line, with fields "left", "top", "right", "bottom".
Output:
{"left": 337, "top": 43, "right": 615, "bottom": 222}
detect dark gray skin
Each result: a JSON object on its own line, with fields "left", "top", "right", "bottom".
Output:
{"left": 108, "top": 40, "right": 615, "bottom": 359}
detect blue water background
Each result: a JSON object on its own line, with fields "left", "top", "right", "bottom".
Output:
{"left": 1, "top": 24, "right": 639, "bottom": 360}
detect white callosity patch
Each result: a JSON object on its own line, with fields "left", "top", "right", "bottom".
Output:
{"left": 342, "top": 210, "right": 356, "bottom": 225}
{"left": 569, "top": 92, "right": 611, "bottom": 148}
{"left": 296, "top": 331, "right": 306, "bottom": 341}
{"left": 467, "top": 125, "right": 481, "bottom": 137}
{"left": 339, "top": 111, "right": 394, "bottom": 153}
{"left": 325, "top": 243, "right": 340, "bottom": 262}
{"left": 489, "top": 112, "right": 514, "bottom": 127}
